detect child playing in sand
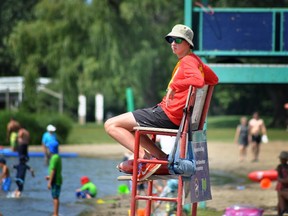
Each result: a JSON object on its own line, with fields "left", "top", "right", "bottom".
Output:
{"left": 76, "top": 176, "right": 97, "bottom": 199}
{"left": 0, "top": 158, "right": 11, "bottom": 192}
{"left": 276, "top": 151, "right": 288, "bottom": 216}
{"left": 13, "top": 155, "right": 35, "bottom": 197}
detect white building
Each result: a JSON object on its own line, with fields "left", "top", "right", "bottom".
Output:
{"left": 0, "top": 76, "right": 51, "bottom": 110}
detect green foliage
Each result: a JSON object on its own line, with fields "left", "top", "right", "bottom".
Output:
{"left": 0, "top": 110, "right": 73, "bottom": 146}
{"left": 0, "top": 0, "right": 39, "bottom": 76}
{"left": 6, "top": 0, "right": 184, "bottom": 118}
{"left": 2, "top": 0, "right": 288, "bottom": 127}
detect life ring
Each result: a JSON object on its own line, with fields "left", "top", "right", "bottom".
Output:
{"left": 248, "top": 170, "right": 278, "bottom": 182}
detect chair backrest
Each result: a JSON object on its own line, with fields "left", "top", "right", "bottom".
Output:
{"left": 190, "top": 85, "right": 210, "bottom": 131}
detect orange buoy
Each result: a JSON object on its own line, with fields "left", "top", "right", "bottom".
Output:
{"left": 260, "top": 178, "right": 271, "bottom": 189}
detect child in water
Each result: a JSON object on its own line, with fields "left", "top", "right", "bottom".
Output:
{"left": 75, "top": 176, "right": 97, "bottom": 199}
{"left": 46, "top": 141, "right": 62, "bottom": 216}
{"left": 13, "top": 155, "right": 35, "bottom": 197}
{"left": 0, "top": 158, "right": 11, "bottom": 192}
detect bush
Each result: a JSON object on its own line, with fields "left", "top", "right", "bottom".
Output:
{"left": 0, "top": 111, "right": 73, "bottom": 146}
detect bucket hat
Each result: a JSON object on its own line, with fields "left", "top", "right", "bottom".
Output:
{"left": 47, "top": 124, "right": 56, "bottom": 132}
{"left": 165, "top": 24, "right": 194, "bottom": 48}
{"left": 279, "top": 151, "right": 288, "bottom": 159}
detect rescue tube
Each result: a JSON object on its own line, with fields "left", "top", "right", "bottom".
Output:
{"left": 118, "top": 159, "right": 170, "bottom": 175}
{"left": 248, "top": 170, "right": 278, "bottom": 182}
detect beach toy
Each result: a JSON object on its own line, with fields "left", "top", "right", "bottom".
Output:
{"left": 260, "top": 178, "right": 271, "bottom": 189}
{"left": 137, "top": 209, "right": 145, "bottom": 216}
{"left": 223, "top": 205, "right": 264, "bottom": 216}
{"left": 96, "top": 199, "right": 105, "bottom": 204}
{"left": 118, "top": 184, "right": 130, "bottom": 195}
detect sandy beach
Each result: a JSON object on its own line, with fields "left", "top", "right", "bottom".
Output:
{"left": 30, "top": 140, "right": 287, "bottom": 215}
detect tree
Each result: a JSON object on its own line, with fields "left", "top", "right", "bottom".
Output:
{"left": 5, "top": 0, "right": 288, "bottom": 127}
{"left": 7, "top": 0, "right": 184, "bottom": 118}
{"left": 0, "top": 0, "right": 39, "bottom": 76}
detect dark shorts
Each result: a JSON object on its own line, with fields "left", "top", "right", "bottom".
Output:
{"left": 51, "top": 184, "right": 61, "bottom": 199}
{"left": 252, "top": 134, "right": 262, "bottom": 144}
{"left": 238, "top": 136, "right": 248, "bottom": 146}
{"left": 76, "top": 190, "right": 95, "bottom": 199}
{"left": 132, "top": 105, "right": 178, "bottom": 129}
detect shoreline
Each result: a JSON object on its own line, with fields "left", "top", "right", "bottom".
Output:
{"left": 29, "top": 141, "right": 286, "bottom": 215}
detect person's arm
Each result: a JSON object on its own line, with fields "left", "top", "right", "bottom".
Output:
{"left": 80, "top": 184, "right": 88, "bottom": 192}
{"left": 276, "top": 165, "right": 282, "bottom": 178}
{"left": 42, "top": 135, "right": 49, "bottom": 157}
{"left": 261, "top": 119, "right": 267, "bottom": 135}
{"left": 29, "top": 167, "right": 35, "bottom": 178}
{"left": 1, "top": 165, "right": 8, "bottom": 179}
{"left": 47, "top": 169, "right": 55, "bottom": 190}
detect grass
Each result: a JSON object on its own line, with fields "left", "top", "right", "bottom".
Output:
{"left": 197, "top": 208, "right": 223, "bottom": 216}
{"left": 66, "top": 116, "right": 288, "bottom": 144}
{"left": 66, "top": 123, "right": 115, "bottom": 144}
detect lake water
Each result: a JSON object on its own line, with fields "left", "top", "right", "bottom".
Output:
{"left": 0, "top": 156, "right": 245, "bottom": 216}
{"left": 0, "top": 156, "right": 122, "bottom": 216}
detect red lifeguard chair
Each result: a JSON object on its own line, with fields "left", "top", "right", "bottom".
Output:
{"left": 118, "top": 85, "right": 214, "bottom": 216}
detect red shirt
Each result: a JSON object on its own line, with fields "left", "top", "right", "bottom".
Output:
{"left": 159, "top": 53, "right": 218, "bottom": 126}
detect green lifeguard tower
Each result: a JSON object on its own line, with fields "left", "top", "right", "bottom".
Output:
{"left": 184, "top": 1, "right": 288, "bottom": 84}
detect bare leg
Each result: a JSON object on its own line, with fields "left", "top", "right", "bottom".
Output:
{"left": 251, "top": 142, "right": 260, "bottom": 161}
{"left": 238, "top": 145, "right": 246, "bottom": 162}
{"left": 104, "top": 112, "right": 167, "bottom": 159}
{"left": 279, "top": 190, "right": 288, "bottom": 215}
{"left": 53, "top": 198, "right": 59, "bottom": 216}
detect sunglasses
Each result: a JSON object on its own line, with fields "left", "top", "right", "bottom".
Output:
{"left": 167, "top": 37, "right": 184, "bottom": 44}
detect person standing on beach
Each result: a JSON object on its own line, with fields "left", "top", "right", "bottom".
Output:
{"left": 234, "top": 116, "right": 249, "bottom": 162}
{"left": 248, "top": 112, "right": 267, "bottom": 162}
{"left": 46, "top": 141, "right": 62, "bottom": 216}
{"left": 104, "top": 24, "right": 218, "bottom": 181}
{"left": 275, "top": 151, "right": 288, "bottom": 216}
{"left": 0, "top": 158, "right": 11, "bottom": 192}
{"left": 13, "top": 155, "right": 35, "bottom": 198}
